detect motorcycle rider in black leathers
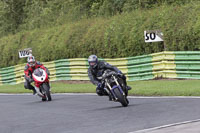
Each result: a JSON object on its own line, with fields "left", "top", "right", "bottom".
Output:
{"left": 87, "top": 55, "right": 131, "bottom": 97}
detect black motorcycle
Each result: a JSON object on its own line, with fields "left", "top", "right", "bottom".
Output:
{"left": 99, "top": 70, "right": 129, "bottom": 107}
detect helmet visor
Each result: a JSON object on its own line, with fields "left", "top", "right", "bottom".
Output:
{"left": 89, "top": 62, "right": 96, "bottom": 67}
{"left": 90, "top": 62, "right": 96, "bottom": 66}
{"left": 29, "top": 61, "right": 35, "bottom": 67}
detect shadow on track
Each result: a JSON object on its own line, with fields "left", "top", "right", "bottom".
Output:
{"left": 89, "top": 104, "right": 137, "bottom": 111}
{"left": 24, "top": 96, "right": 69, "bottom": 105}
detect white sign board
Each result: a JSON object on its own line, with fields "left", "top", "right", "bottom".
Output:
{"left": 18, "top": 48, "right": 32, "bottom": 58}
{"left": 144, "top": 30, "right": 164, "bottom": 42}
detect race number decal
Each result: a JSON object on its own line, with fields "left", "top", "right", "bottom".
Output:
{"left": 18, "top": 48, "right": 32, "bottom": 58}
{"left": 144, "top": 30, "right": 164, "bottom": 42}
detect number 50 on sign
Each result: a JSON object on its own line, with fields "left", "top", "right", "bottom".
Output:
{"left": 144, "top": 30, "right": 164, "bottom": 43}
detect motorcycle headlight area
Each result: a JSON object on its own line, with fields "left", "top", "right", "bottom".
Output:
{"left": 108, "top": 77, "right": 115, "bottom": 83}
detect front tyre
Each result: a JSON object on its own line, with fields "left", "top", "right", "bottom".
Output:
{"left": 113, "top": 88, "right": 128, "bottom": 107}
{"left": 42, "top": 83, "right": 52, "bottom": 101}
{"left": 42, "top": 97, "right": 47, "bottom": 101}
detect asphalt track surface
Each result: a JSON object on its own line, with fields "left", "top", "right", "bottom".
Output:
{"left": 0, "top": 94, "right": 200, "bottom": 133}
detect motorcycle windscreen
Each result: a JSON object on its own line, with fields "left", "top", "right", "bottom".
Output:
{"left": 33, "top": 69, "right": 44, "bottom": 77}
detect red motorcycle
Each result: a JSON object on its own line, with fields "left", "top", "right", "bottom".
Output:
{"left": 32, "top": 68, "right": 52, "bottom": 101}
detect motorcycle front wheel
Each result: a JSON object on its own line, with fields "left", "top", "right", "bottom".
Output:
{"left": 113, "top": 88, "right": 128, "bottom": 107}
{"left": 42, "top": 83, "right": 52, "bottom": 101}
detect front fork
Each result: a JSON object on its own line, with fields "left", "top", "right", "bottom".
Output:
{"left": 104, "top": 76, "right": 125, "bottom": 101}
{"left": 35, "top": 82, "right": 50, "bottom": 98}
{"left": 113, "top": 76, "right": 125, "bottom": 96}
{"left": 34, "top": 86, "right": 44, "bottom": 97}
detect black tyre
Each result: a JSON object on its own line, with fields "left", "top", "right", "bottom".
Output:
{"left": 42, "top": 97, "right": 47, "bottom": 101}
{"left": 113, "top": 88, "right": 128, "bottom": 107}
{"left": 42, "top": 83, "right": 52, "bottom": 101}
{"left": 118, "top": 78, "right": 128, "bottom": 96}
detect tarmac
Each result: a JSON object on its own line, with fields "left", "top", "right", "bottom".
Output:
{"left": 0, "top": 94, "right": 200, "bottom": 133}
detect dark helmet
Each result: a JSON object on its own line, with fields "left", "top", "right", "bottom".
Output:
{"left": 88, "top": 55, "right": 98, "bottom": 68}
{"left": 27, "top": 56, "right": 36, "bottom": 67}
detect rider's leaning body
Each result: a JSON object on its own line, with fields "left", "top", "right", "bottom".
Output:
{"left": 24, "top": 56, "right": 49, "bottom": 94}
{"left": 87, "top": 55, "right": 131, "bottom": 96}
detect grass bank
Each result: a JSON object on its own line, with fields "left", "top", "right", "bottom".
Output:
{"left": 0, "top": 80, "right": 200, "bottom": 96}
{"left": 1, "top": 1, "right": 200, "bottom": 68}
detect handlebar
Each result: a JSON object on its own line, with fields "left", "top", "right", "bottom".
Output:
{"left": 102, "top": 71, "right": 118, "bottom": 80}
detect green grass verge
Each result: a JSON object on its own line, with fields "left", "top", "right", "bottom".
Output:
{"left": 128, "top": 80, "right": 200, "bottom": 96}
{"left": 0, "top": 80, "right": 200, "bottom": 96}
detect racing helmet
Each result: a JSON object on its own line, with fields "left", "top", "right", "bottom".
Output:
{"left": 27, "top": 56, "right": 36, "bottom": 67}
{"left": 88, "top": 55, "right": 98, "bottom": 68}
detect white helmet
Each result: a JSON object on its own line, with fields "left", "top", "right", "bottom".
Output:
{"left": 88, "top": 55, "right": 98, "bottom": 68}
{"left": 27, "top": 56, "right": 36, "bottom": 67}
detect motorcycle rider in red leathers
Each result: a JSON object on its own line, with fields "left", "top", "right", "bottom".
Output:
{"left": 24, "top": 56, "right": 50, "bottom": 95}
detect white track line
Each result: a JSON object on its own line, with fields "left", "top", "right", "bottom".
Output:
{"left": 128, "top": 96, "right": 200, "bottom": 99}
{"left": 129, "top": 119, "right": 200, "bottom": 133}
{"left": 0, "top": 93, "right": 32, "bottom": 95}
{"left": 0, "top": 93, "right": 200, "bottom": 99}
{"left": 53, "top": 93, "right": 96, "bottom": 95}
{"left": 0, "top": 93, "right": 96, "bottom": 96}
